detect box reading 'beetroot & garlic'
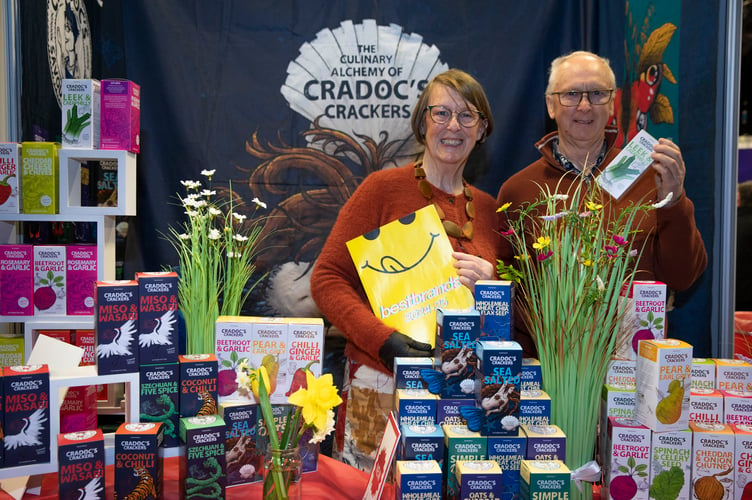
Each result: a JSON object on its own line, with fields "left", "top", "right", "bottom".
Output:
{"left": 615, "top": 281, "right": 667, "bottom": 360}
{"left": 604, "top": 417, "right": 651, "bottom": 500}
{"left": 58, "top": 429, "right": 105, "bottom": 499}
{"left": 66, "top": 245, "right": 97, "bottom": 315}
{"left": 32, "top": 245, "right": 66, "bottom": 315}
{"left": 95, "top": 280, "right": 138, "bottom": 374}
{"left": 0, "top": 245, "right": 33, "bottom": 316}
{"left": 215, "top": 316, "right": 254, "bottom": 402}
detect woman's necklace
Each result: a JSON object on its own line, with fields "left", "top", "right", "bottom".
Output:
{"left": 414, "top": 164, "right": 475, "bottom": 240}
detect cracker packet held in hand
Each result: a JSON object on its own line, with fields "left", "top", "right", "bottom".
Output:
{"left": 597, "top": 129, "right": 658, "bottom": 200}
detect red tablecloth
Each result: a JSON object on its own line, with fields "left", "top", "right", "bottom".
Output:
{"left": 0, "top": 454, "right": 395, "bottom": 499}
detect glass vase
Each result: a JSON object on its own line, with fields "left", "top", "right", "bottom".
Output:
{"left": 263, "top": 445, "right": 302, "bottom": 500}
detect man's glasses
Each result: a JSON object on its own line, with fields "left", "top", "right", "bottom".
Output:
{"left": 426, "top": 105, "right": 484, "bottom": 127}
{"left": 549, "top": 89, "right": 614, "bottom": 107}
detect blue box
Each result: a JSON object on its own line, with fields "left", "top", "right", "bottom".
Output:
{"left": 474, "top": 280, "right": 513, "bottom": 340}
{"left": 395, "top": 460, "right": 442, "bottom": 499}
{"left": 220, "top": 402, "right": 261, "bottom": 486}
{"left": 399, "top": 423, "right": 445, "bottom": 466}
{"left": 394, "top": 356, "right": 434, "bottom": 390}
{"left": 463, "top": 340, "right": 522, "bottom": 436}
{"left": 425, "top": 309, "right": 481, "bottom": 399}
{"left": 521, "top": 358, "right": 542, "bottom": 391}
{"left": 519, "top": 389, "right": 551, "bottom": 426}
{"left": 395, "top": 389, "right": 438, "bottom": 426}
{"left": 488, "top": 433, "right": 527, "bottom": 500}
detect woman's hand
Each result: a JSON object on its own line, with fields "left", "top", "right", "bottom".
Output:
{"left": 452, "top": 251, "right": 494, "bottom": 293}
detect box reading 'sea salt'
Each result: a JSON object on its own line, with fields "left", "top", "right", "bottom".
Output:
{"left": 723, "top": 390, "right": 752, "bottom": 426}
{"left": 731, "top": 424, "right": 752, "bottom": 500}
{"left": 3, "top": 364, "right": 50, "bottom": 467}
{"left": 689, "top": 388, "right": 724, "bottom": 423}
{"left": 426, "top": 309, "right": 481, "bottom": 399}
{"left": 521, "top": 424, "right": 566, "bottom": 462}
{"left": 179, "top": 354, "right": 218, "bottom": 418}
{"left": 33, "top": 245, "right": 66, "bottom": 315}
{"left": 66, "top": 245, "right": 97, "bottom": 316}
{"left": 179, "top": 415, "right": 226, "bottom": 499}
{"left": 136, "top": 271, "right": 179, "bottom": 365}
{"left": 215, "top": 316, "right": 254, "bottom": 402}
{"left": 465, "top": 340, "right": 522, "bottom": 436}
{"left": 395, "top": 460, "right": 442, "bottom": 499}
{"left": 95, "top": 280, "right": 139, "bottom": 374}
{"left": 603, "top": 417, "right": 651, "bottom": 500}
{"left": 691, "top": 358, "right": 717, "bottom": 390}
{"left": 61, "top": 79, "right": 101, "bottom": 149}
{"left": 399, "top": 423, "right": 444, "bottom": 466}
{"left": 520, "top": 358, "right": 542, "bottom": 391}
{"left": 220, "top": 402, "right": 261, "bottom": 486}
{"left": 615, "top": 281, "right": 667, "bottom": 360}
{"left": 635, "top": 338, "right": 693, "bottom": 432}
{"left": 519, "top": 460, "right": 570, "bottom": 500}
{"left": 649, "top": 428, "right": 692, "bottom": 500}
{"left": 100, "top": 79, "right": 140, "bottom": 152}
{"left": 474, "top": 280, "right": 513, "bottom": 340}
{"left": 394, "top": 356, "right": 434, "bottom": 390}
{"left": 442, "top": 424, "right": 487, "bottom": 500}
{"left": 0, "top": 245, "right": 33, "bottom": 316}
{"left": 715, "top": 358, "right": 752, "bottom": 392}
{"left": 0, "top": 143, "right": 20, "bottom": 214}
{"left": 140, "top": 362, "right": 179, "bottom": 448}
{"left": 456, "top": 460, "right": 504, "bottom": 499}
{"left": 690, "top": 422, "right": 735, "bottom": 500}
{"left": 21, "top": 141, "right": 59, "bottom": 214}
{"left": 114, "top": 422, "right": 164, "bottom": 500}
{"left": 487, "top": 433, "right": 526, "bottom": 500}
{"left": 58, "top": 429, "right": 105, "bottom": 499}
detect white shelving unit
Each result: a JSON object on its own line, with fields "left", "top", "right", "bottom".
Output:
{"left": 0, "top": 148, "right": 143, "bottom": 478}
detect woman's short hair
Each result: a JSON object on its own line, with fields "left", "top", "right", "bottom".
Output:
{"left": 410, "top": 68, "right": 494, "bottom": 146}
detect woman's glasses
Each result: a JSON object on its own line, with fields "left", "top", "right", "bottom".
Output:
{"left": 426, "top": 105, "right": 484, "bottom": 127}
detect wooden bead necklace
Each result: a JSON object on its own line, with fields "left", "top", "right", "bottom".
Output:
{"left": 414, "top": 164, "right": 475, "bottom": 240}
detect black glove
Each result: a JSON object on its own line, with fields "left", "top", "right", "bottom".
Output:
{"left": 379, "top": 331, "right": 433, "bottom": 372}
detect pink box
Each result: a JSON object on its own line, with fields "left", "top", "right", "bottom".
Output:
{"left": 100, "top": 79, "right": 140, "bottom": 152}
{"left": 33, "top": 245, "right": 66, "bottom": 315}
{"left": 0, "top": 143, "right": 20, "bottom": 214}
{"left": 66, "top": 245, "right": 97, "bottom": 315}
{"left": 723, "top": 390, "right": 752, "bottom": 426}
{"left": 0, "top": 244, "right": 34, "bottom": 316}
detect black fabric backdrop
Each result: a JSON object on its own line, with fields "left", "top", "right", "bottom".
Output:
{"left": 19, "top": 0, "right": 719, "bottom": 356}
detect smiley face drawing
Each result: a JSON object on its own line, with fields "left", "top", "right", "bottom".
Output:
{"left": 346, "top": 205, "right": 474, "bottom": 346}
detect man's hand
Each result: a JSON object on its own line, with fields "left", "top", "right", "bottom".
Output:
{"left": 651, "top": 138, "right": 685, "bottom": 207}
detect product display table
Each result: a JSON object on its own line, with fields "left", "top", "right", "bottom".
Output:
{"left": 0, "top": 454, "right": 393, "bottom": 499}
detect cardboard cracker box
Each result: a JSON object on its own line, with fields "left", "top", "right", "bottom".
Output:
{"left": 220, "top": 401, "right": 261, "bottom": 486}
{"left": 178, "top": 354, "right": 218, "bottom": 418}
{"left": 179, "top": 415, "right": 226, "bottom": 499}
{"left": 0, "top": 143, "right": 20, "bottom": 214}
{"left": 61, "top": 79, "right": 101, "bottom": 149}
{"left": 20, "top": 141, "right": 59, "bottom": 214}
{"left": 3, "top": 364, "right": 50, "bottom": 466}
{"left": 0, "top": 244, "right": 34, "bottom": 316}
{"left": 57, "top": 429, "right": 105, "bottom": 499}
{"left": 100, "top": 79, "right": 140, "bottom": 152}
{"left": 136, "top": 271, "right": 179, "bottom": 365}
{"left": 65, "top": 245, "right": 97, "bottom": 315}
{"left": 94, "top": 280, "right": 139, "bottom": 374}
{"left": 139, "top": 362, "right": 180, "bottom": 448}
{"left": 114, "top": 422, "right": 164, "bottom": 500}
{"left": 690, "top": 422, "right": 735, "bottom": 500}
{"left": 33, "top": 245, "right": 66, "bottom": 315}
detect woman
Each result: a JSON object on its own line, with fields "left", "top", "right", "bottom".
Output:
{"left": 311, "top": 69, "right": 500, "bottom": 471}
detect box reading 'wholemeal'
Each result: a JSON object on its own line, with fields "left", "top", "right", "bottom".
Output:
{"left": 95, "top": 280, "right": 139, "bottom": 374}
{"left": 474, "top": 280, "right": 513, "bottom": 340}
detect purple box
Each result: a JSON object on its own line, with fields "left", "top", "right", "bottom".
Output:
{"left": 178, "top": 354, "right": 218, "bottom": 418}
{"left": 100, "top": 79, "right": 140, "bottom": 152}
{"left": 95, "top": 280, "right": 139, "bottom": 374}
{"left": 521, "top": 424, "right": 566, "bottom": 462}
{"left": 436, "top": 398, "right": 475, "bottom": 426}
{"left": 140, "top": 362, "right": 180, "bottom": 448}
{"left": 114, "top": 422, "right": 164, "bottom": 500}
{"left": 0, "top": 245, "right": 33, "bottom": 316}
{"left": 58, "top": 429, "right": 105, "bottom": 499}
{"left": 3, "top": 364, "right": 50, "bottom": 466}
{"left": 66, "top": 244, "right": 97, "bottom": 315}
{"left": 220, "top": 402, "right": 262, "bottom": 486}
{"left": 456, "top": 460, "right": 504, "bottom": 499}
{"left": 136, "top": 271, "right": 179, "bottom": 365}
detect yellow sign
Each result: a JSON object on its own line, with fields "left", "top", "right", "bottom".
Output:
{"left": 346, "top": 205, "right": 474, "bottom": 347}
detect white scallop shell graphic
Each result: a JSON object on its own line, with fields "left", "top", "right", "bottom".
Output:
{"left": 531, "top": 460, "right": 561, "bottom": 470}
{"left": 282, "top": 19, "right": 448, "bottom": 157}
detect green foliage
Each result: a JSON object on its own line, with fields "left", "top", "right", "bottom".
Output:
{"left": 649, "top": 466, "right": 685, "bottom": 500}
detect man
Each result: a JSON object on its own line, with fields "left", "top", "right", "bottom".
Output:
{"left": 497, "top": 51, "right": 707, "bottom": 356}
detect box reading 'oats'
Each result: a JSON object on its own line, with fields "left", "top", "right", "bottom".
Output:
{"left": 95, "top": 280, "right": 139, "bottom": 374}
{"left": 442, "top": 424, "right": 487, "bottom": 500}
{"left": 456, "top": 460, "right": 503, "bottom": 499}
{"left": 114, "top": 422, "right": 164, "bottom": 500}
{"left": 58, "top": 429, "right": 105, "bottom": 500}
{"left": 521, "top": 424, "right": 566, "bottom": 462}
{"left": 179, "top": 415, "right": 226, "bottom": 499}
{"left": 178, "top": 354, "right": 218, "bottom": 418}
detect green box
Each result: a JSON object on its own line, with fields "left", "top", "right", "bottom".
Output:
{"left": 519, "top": 459, "right": 570, "bottom": 500}
{"left": 20, "top": 142, "right": 59, "bottom": 214}
{"left": 442, "top": 424, "right": 487, "bottom": 499}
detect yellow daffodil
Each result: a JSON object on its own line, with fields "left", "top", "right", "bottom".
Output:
{"left": 496, "top": 202, "right": 512, "bottom": 213}
{"left": 288, "top": 371, "right": 343, "bottom": 432}
{"left": 250, "top": 365, "right": 271, "bottom": 402}
{"left": 532, "top": 235, "right": 551, "bottom": 250}
{"left": 585, "top": 200, "right": 602, "bottom": 211}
